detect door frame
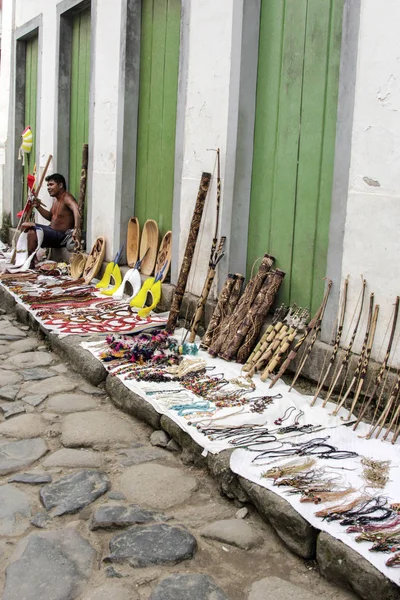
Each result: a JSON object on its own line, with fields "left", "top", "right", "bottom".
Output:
{"left": 221, "top": 0, "right": 360, "bottom": 340}
{"left": 12, "top": 16, "right": 43, "bottom": 225}
{"left": 55, "top": 0, "right": 93, "bottom": 190}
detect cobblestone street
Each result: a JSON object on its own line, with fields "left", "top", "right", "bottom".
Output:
{"left": 0, "top": 311, "right": 359, "bottom": 600}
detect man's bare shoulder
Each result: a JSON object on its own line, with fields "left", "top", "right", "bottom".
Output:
{"left": 64, "top": 192, "right": 77, "bottom": 205}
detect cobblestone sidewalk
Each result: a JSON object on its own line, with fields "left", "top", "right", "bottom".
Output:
{"left": 0, "top": 311, "right": 359, "bottom": 600}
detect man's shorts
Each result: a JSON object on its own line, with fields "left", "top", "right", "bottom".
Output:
{"left": 34, "top": 225, "right": 69, "bottom": 248}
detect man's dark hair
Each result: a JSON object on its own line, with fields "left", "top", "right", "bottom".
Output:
{"left": 45, "top": 173, "right": 66, "bottom": 189}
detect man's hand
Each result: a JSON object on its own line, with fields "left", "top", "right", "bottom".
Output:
{"left": 20, "top": 222, "right": 35, "bottom": 230}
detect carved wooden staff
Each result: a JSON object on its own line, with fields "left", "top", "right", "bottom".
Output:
{"left": 311, "top": 277, "right": 349, "bottom": 406}
{"left": 269, "top": 281, "right": 333, "bottom": 388}
{"left": 187, "top": 150, "right": 224, "bottom": 342}
{"left": 11, "top": 155, "right": 52, "bottom": 261}
{"left": 201, "top": 273, "right": 238, "bottom": 349}
{"left": 220, "top": 268, "right": 285, "bottom": 361}
{"left": 340, "top": 303, "right": 379, "bottom": 420}
{"left": 166, "top": 172, "right": 211, "bottom": 333}
{"left": 321, "top": 278, "right": 367, "bottom": 407}
{"left": 353, "top": 296, "right": 400, "bottom": 430}
{"left": 74, "top": 144, "right": 88, "bottom": 252}
{"left": 208, "top": 254, "right": 273, "bottom": 357}
{"left": 289, "top": 279, "right": 332, "bottom": 391}
{"left": 188, "top": 236, "right": 226, "bottom": 342}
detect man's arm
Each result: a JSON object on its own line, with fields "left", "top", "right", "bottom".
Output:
{"left": 64, "top": 194, "right": 81, "bottom": 232}
{"left": 32, "top": 197, "right": 52, "bottom": 221}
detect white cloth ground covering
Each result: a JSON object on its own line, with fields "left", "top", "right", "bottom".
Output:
{"left": 82, "top": 330, "right": 380, "bottom": 454}
{"left": 231, "top": 427, "right": 400, "bottom": 585}
{"left": 82, "top": 330, "right": 400, "bottom": 584}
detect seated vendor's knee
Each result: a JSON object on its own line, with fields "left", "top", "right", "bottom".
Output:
{"left": 26, "top": 229, "right": 38, "bottom": 254}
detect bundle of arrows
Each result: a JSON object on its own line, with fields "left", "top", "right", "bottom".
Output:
{"left": 242, "top": 304, "right": 310, "bottom": 381}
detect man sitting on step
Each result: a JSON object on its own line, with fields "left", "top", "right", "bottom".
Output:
{"left": 21, "top": 173, "right": 80, "bottom": 255}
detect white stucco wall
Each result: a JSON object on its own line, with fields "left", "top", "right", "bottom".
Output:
{"left": 0, "top": 0, "right": 15, "bottom": 222}
{"left": 89, "top": 0, "right": 123, "bottom": 260}
{"left": 177, "top": 0, "right": 237, "bottom": 298}
{"left": 340, "top": 0, "right": 400, "bottom": 366}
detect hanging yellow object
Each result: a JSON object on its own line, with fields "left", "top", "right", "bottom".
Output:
{"left": 21, "top": 126, "right": 33, "bottom": 153}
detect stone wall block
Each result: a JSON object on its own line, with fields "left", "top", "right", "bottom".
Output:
{"left": 239, "top": 477, "right": 317, "bottom": 559}
{"left": 317, "top": 531, "right": 400, "bottom": 600}
{"left": 49, "top": 335, "right": 107, "bottom": 386}
{"left": 106, "top": 375, "right": 161, "bottom": 430}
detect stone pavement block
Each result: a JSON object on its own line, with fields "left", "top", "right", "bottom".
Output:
{"left": 248, "top": 576, "right": 320, "bottom": 600}
{"left": 62, "top": 411, "right": 137, "bottom": 449}
{"left": 18, "top": 375, "right": 77, "bottom": 398}
{"left": 0, "top": 437, "right": 48, "bottom": 475}
{"left": 2, "top": 350, "right": 53, "bottom": 369}
{"left": 317, "top": 532, "right": 400, "bottom": 600}
{"left": 106, "top": 374, "right": 161, "bottom": 430}
{"left": 42, "top": 448, "right": 103, "bottom": 469}
{"left": 40, "top": 469, "right": 110, "bottom": 516}
{"left": 118, "top": 446, "right": 170, "bottom": 466}
{"left": 3, "top": 529, "right": 96, "bottom": 600}
{"left": 0, "top": 484, "right": 31, "bottom": 535}
{"left": 0, "top": 402, "right": 25, "bottom": 417}
{"left": 0, "top": 414, "right": 47, "bottom": 439}
{"left": 82, "top": 581, "right": 139, "bottom": 600}
{"left": 200, "top": 519, "right": 263, "bottom": 550}
{"left": 150, "top": 574, "right": 229, "bottom": 600}
{"left": 0, "top": 370, "right": 22, "bottom": 387}
{"left": 239, "top": 477, "right": 317, "bottom": 559}
{"left": 46, "top": 392, "right": 98, "bottom": 413}
{"left": 105, "top": 523, "right": 197, "bottom": 566}
{"left": 117, "top": 463, "right": 198, "bottom": 509}
{"left": 9, "top": 471, "right": 52, "bottom": 484}
{"left": 0, "top": 385, "right": 20, "bottom": 401}
{"left": 90, "top": 504, "right": 168, "bottom": 530}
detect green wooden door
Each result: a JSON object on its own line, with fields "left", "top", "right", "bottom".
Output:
{"left": 69, "top": 7, "right": 91, "bottom": 201}
{"left": 135, "top": 0, "right": 181, "bottom": 238}
{"left": 23, "top": 35, "right": 38, "bottom": 201}
{"left": 247, "top": 0, "right": 344, "bottom": 314}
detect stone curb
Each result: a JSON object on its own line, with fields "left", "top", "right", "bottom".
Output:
{"left": 1, "top": 282, "right": 399, "bottom": 599}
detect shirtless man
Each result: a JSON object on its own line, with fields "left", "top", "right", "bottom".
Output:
{"left": 21, "top": 173, "right": 80, "bottom": 254}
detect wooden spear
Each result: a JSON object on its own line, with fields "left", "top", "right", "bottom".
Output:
{"left": 321, "top": 278, "right": 367, "bottom": 407}
{"left": 74, "top": 143, "right": 88, "bottom": 252}
{"left": 289, "top": 279, "right": 333, "bottom": 391}
{"left": 341, "top": 303, "right": 379, "bottom": 421}
{"left": 331, "top": 293, "right": 375, "bottom": 416}
{"left": 310, "top": 276, "right": 349, "bottom": 406}
{"left": 353, "top": 296, "right": 400, "bottom": 430}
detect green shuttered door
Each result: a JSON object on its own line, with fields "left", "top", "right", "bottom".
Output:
{"left": 69, "top": 8, "right": 91, "bottom": 200}
{"left": 24, "top": 35, "right": 38, "bottom": 199}
{"left": 135, "top": 0, "right": 181, "bottom": 238}
{"left": 247, "top": 0, "right": 344, "bottom": 314}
